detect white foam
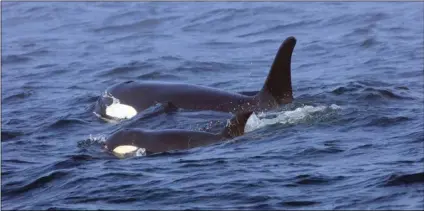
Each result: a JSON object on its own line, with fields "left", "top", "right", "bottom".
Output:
{"left": 78, "top": 134, "right": 107, "bottom": 149}
{"left": 245, "top": 104, "right": 341, "bottom": 133}
{"left": 88, "top": 134, "right": 106, "bottom": 144}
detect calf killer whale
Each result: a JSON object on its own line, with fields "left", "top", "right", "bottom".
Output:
{"left": 104, "top": 111, "right": 253, "bottom": 158}
{"left": 95, "top": 36, "right": 297, "bottom": 120}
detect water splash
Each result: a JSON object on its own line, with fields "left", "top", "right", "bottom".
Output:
{"left": 245, "top": 104, "right": 341, "bottom": 133}
{"left": 88, "top": 134, "right": 107, "bottom": 144}
{"left": 77, "top": 134, "right": 106, "bottom": 148}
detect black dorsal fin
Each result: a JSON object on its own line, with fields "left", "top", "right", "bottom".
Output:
{"left": 259, "top": 36, "right": 297, "bottom": 104}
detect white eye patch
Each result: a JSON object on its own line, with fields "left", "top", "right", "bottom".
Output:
{"left": 112, "top": 145, "right": 147, "bottom": 159}
{"left": 113, "top": 145, "right": 139, "bottom": 154}
{"left": 105, "top": 103, "right": 137, "bottom": 119}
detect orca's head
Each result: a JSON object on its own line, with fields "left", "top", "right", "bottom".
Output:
{"left": 104, "top": 129, "right": 146, "bottom": 158}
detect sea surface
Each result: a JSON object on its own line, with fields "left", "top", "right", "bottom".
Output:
{"left": 1, "top": 2, "right": 424, "bottom": 210}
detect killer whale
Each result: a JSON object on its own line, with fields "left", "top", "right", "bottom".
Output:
{"left": 95, "top": 36, "right": 297, "bottom": 120}
{"left": 104, "top": 111, "right": 254, "bottom": 157}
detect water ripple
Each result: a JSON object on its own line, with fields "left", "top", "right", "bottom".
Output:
{"left": 3, "top": 170, "right": 70, "bottom": 195}
{"left": 1, "top": 130, "right": 25, "bottom": 142}
{"left": 384, "top": 172, "right": 424, "bottom": 186}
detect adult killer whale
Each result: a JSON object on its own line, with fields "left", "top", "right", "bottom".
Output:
{"left": 104, "top": 111, "right": 253, "bottom": 157}
{"left": 94, "top": 36, "right": 297, "bottom": 120}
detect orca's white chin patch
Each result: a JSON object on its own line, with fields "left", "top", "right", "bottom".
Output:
{"left": 105, "top": 103, "right": 137, "bottom": 119}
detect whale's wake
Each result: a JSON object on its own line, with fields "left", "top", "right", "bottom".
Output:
{"left": 245, "top": 104, "right": 342, "bottom": 133}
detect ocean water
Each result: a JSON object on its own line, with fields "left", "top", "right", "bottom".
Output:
{"left": 1, "top": 2, "right": 423, "bottom": 210}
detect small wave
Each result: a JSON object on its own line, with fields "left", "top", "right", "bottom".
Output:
{"left": 291, "top": 174, "right": 346, "bottom": 186}
{"left": 296, "top": 146, "right": 345, "bottom": 156}
{"left": 97, "top": 61, "right": 156, "bottom": 77}
{"left": 331, "top": 81, "right": 414, "bottom": 101}
{"left": 102, "top": 10, "right": 143, "bottom": 26}
{"left": 209, "top": 80, "right": 237, "bottom": 89}
{"left": 46, "top": 118, "right": 89, "bottom": 130}
{"left": 332, "top": 86, "right": 361, "bottom": 95}
{"left": 144, "top": 150, "right": 190, "bottom": 158}
{"left": 324, "top": 13, "right": 358, "bottom": 26}
{"left": 245, "top": 104, "right": 341, "bottom": 133}
{"left": 159, "top": 55, "right": 182, "bottom": 61}
{"left": 35, "top": 63, "right": 58, "bottom": 69}
{"left": 356, "top": 80, "right": 392, "bottom": 87}
{"left": 4, "top": 170, "right": 69, "bottom": 195}
{"left": 94, "top": 19, "right": 160, "bottom": 33}
{"left": 100, "top": 172, "right": 145, "bottom": 179}
{"left": 395, "top": 86, "right": 409, "bottom": 90}
{"left": 105, "top": 33, "right": 140, "bottom": 44}
{"left": 383, "top": 172, "right": 424, "bottom": 186}
{"left": 351, "top": 143, "right": 373, "bottom": 151}
{"left": 51, "top": 154, "right": 98, "bottom": 170}
{"left": 137, "top": 71, "right": 181, "bottom": 80}
{"left": 2, "top": 91, "right": 33, "bottom": 102}
{"left": 365, "top": 116, "right": 410, "bottom": 127}
{"left": 178, "top": 159, "right": 227, "bottom": 168}
{"left": 71, "top": 94, "right": 99, "bottom": 105}
{"left": 2, "top": 55, "right": 31, "bottom": 65}
{"left": 217, "top": 22, "right": 253, "bottom": 34}
{"left": 22, "top": 48, "right": 50, "bottom": 57}
{"left": 300, "top": 42, "right": 329, "bottom": 57}
{"left": 190, "top": 7, "right": 249, "bottom": 23}
{"left": 177, "top": 157, "right": 227, "bottom": 164}
{"left": 362, "top": 87, "right": 411, "bottom": 100}
{"left": 330, "top": 82, "right": 363, "bottom": 95}
{"left": 360, "top": 37, "right": 379, "bottom": 48}
{"left": 201, "top": 40, "right": 242, "bottom": 48}
{"left": 183, "top": 8, "right": 250, "bottom": 33}
{"left": 331, "top": 80, "right": 395, "bottom": 96}
{"left": 342, "top": 27, "right": 383, "bottom": 51}
{"left": 250, "top": 39, "right": 278, "bottom": 45}
{"left": 349, "top": 26, "right": 373, "bottom": 37}
{"left": 93, "top": 16, "right": 178, "bottom": 34}
{"left": 280, "top": 201, "right": 320, "bottom": 207}
{"left": 238, "top": 20, "right": 321, "bottom": 38}
{"left": 1, "top": 130, "right": 24, "bottom": 142}
{"left": 2, "top": 159, "right": 37, "bottom": 165}
{"left": 174, "top": 61, "right": 241, "bottom": 73}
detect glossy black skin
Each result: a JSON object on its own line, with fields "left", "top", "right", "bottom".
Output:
{"left": 95, "top": 36, "right": 297, "bottom": 119}
{"left": 99, "top": 80, "right": 272, "bottom": 113}
{"left": 104, "top": 112, "right": 253, "bottom": 155}
{"left": 105, "top": 128, "right": 223, "bottom": 154}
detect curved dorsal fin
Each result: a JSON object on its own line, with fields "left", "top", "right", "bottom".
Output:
{"left": 259, "top": 36, "right": 297, "bottom": 104}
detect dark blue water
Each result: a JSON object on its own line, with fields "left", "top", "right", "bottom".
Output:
{"left": 2, "top": 2, "right": 423, "bottom": 210}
